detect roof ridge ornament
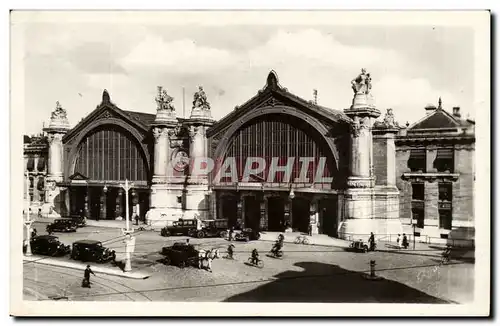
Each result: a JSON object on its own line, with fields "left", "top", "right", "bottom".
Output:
{"left": 189, "top": 86, "right": 213, "bottom": 120}
{"left": 438, "top": 97, "right": 442, "bottom": 110}
{"left": 102, "top": 89, "right": 111, "bottom": 104}
{"left": 265, "top": 70, "right": 284, "bottom": 91}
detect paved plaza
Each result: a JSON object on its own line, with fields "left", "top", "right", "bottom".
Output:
{"left": 23, "top": 221, "right": 474, "bottom": 303}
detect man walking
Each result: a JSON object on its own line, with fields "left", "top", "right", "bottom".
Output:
{"left": 82, "top": 265, "right": 95, "bottom": 288}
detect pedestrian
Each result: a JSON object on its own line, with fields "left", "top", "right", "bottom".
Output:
{"left": 368, "top": 232, "right": 375, "bottom": 251}
{"left": 396, "top": 234, "right": 401, "bottom": 247}
{"left": 228, "top": 227, "right": 234, "bottom": 241}
{"left": 38, "top": 208, "right": 42, "bottom": 218}
{"left": 82, "top": 265, "right": 95, "bottom": 288}
{"left": 402, "top": 233, "right": 409, "bottom": 249}
{"left": 308, "top": 224, "right": 313, "bottom": 236}
{"left": 135, "top": 213, "right": 139, "bottom": 226}
{"left": 31, "top": 228, "right": 37, "bottom": 238}
{"left": 186, "top": 238, "right": 190, "bottom": 245}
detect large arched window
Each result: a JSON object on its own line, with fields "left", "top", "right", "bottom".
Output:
{"left": 222, "top": 114, "right": 334, "bottom": 184}
{"left": 74, "top": 125, "right": 148, "bottom": 181}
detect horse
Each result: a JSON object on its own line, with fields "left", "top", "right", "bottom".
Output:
{"left": 197, "top": 248, "right": 221, "bottom": 271}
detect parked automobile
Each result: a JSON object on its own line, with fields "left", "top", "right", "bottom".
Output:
{"left": 347, "top": 240, "right": 369, "bottom": 253}
{"left": 195, "top": 219, "right": 229, "bottom": 239}
{"left": 160, "top": 218, "right": 202, "bottom": 237}
{"left": 70, "top": 240, "right": 116, "bottom": 263}
{"left": 235, "top": 228, "right": 261, "bottom": 242}
{"left": 23, "top": 235, "right": 70, "bottom": 256}
{"left": 46, "top": 219, "right": 78, "bottom": 233}
{"left": 68, "top": 215, "right": 87, "bottom": 227}
{"left": 161, "top": 242, "right": 199, "bottom": 268}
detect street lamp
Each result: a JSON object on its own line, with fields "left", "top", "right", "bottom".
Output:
{"left": 24, "top": 173, "right": 32, "bottom": 256}
{"left": 119, "top": 179, "right": 135, "bottom": 272}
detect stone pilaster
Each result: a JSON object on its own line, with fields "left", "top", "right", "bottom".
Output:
{"left": 426, "top": 146, "right": 438, "bottom": 173}
{"left": 41, "top": 101, "right": 70, "bottom": 217}
{"left": 116, "top": 188, "right": 124, "bottom": 219}
{"left": 259, "top": 197, "right": 268, "bottom": 231}
{"left": 99, "top": 187, "right": 107, "bottom": 220}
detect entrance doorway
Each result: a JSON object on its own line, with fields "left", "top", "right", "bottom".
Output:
{"left": 220, "top": 196, "right": 238, "bottom": 228}
{"left": 244, "top": 196, "right": 260, "bottom": 230}
{"left": 292, "top": 197, "right": 311, "bottom": 233}
{"left": 319, "top": 197, "right": 338, "bottom": 237}
{"left": 267, "top": 197, "right": 285, "bottom": 231}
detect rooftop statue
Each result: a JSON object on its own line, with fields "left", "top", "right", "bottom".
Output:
{"left": 51, "top": 101, "right": 68, "bottom": 120}
{"left": 155, "top": 86, "right": 175, "bottom": 111}
{"left": 193, "top": 86, "right": 211, "bottom": 111}
{"left": 351, "top": 68, "right": 372, "bottom": 95}
{"left": 383, "top": 108, "right": 396, "bottom": 127}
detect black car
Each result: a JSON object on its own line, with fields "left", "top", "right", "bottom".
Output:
{"left": 70, "top": 240, "right": 116, "bottom": 263}
{"left": 46, "top": 219, "right": 78, "bottom": 233}
{"left": 195, "top": 219, "right": 229, "bottom": 239}
{"left": 235, "top": 228, "right": 261, "bottom": 242}
{"left": 24, "top": 235, "right": 70, "bottom": 256}
{"left": 161, "top": 242, "right": 199, "bottom": 268}
{"left": 160, "top": 218, "right": 201, "bottom": 237}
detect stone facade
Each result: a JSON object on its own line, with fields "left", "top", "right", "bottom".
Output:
{"left": 396, "top": 100, "right": 475, "bottom": 246}
{"left": 29, "top": 70, "right": 474, "bottom": 246}
{"left": 23, "top": 134, "right": 49, "bottom": 214}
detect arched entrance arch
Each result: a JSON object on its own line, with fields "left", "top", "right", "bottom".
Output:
{"left": 64, "top": 120, "right": 151, "bottom": 221}
{"left": 213, "top": 110, "right": 338, "bottom": 186}
{"left": 213, "top": 105, "right": 340, "bottom": 176}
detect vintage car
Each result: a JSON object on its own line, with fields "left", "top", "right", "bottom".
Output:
{"left": 160, "top": 218, "right": 202, "bottom": 237}
{"left": 23, "top": 235, "right": 70, "bottom": 256}
{"left": 70, "top": 240, "right": 116, "bottom": 263}
{"left": 68, "top": 215, "right": 87, "bottom": 227}
{"left": 235, "top": 228, "right": 261, "bottom": 242}
{"left": 46, "top": 219, "right": 78, "bottom": 233}
{"left": 347, "top": 240, "right": 369, "bottom": 253}
{"left": 161, "top": 242, "right": 199, "bottom": 268}
{"left": 195, "top": 219, "right": 229, "bottom": 239}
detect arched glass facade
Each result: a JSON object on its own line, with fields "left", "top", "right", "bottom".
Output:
{"left": 73, "top": 125, "right": 148, "bottom": 181}
{"left": 222, "top": 114, "right": 334, "bottom": 184}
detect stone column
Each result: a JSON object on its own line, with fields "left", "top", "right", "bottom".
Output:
{"left": 116, "top": 188, "right": 124, "bottom": 219}
{"left": 236, "top": 195, "right": 243, "bottom": 229}
{"left": 42, "top": 101, "right": 70, "bottom": 217}
{"left": 132, "top": 189, "right": 139, "bottom": 223}
{"left": 99, "top": 187, "right": 107, "bottom": 220}
{"left": 152, "top": 127, "right": 168, "bottom": 182}
{"left": 84, "top": 188, "right": 90, "bottom": 219}
{"left": 259, "top": 197, "right": 268, "bottom": 231}
{"left": 310, "top": 199, "right": 319, "bottom": 235}
{"left": 338, "top": 69, "right": 381, "bottom": 239}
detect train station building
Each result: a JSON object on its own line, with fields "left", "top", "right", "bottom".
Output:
{"left": 26, "top": 70, "right": 475, "bottom": 243}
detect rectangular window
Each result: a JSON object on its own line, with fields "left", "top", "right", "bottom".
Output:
{"left": 438, "top": 183, "right": 452, "bottom": 201}
{"left": 439, "top": 210, "right": 452, "bottom": 230}
{"left": 411, "top": 183, "right": 425, "bottom": 200}
{"left": 434, "top": 148, "right": 454, "bottom": 173}
{"left": 408, "top": 148, "right": 426, "bottom": 172}
{"left": 412, "top": 208, "right": 425, "bottom": 228}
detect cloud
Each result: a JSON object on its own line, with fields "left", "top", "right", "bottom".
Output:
{"left": 120, "top": 36, "right": 240, "bottom": 74}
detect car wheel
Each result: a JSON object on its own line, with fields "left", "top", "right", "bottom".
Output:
{"left": 363, "top": 246, "right": 368, "bottom": 253}
{"left": 255, "top": 234, "right": 261, "bottom": 240}
{"left": 197, "top": 231, "right": 205, "bottom": 239}
{"left": 178, "top": 261, "right": 186, "bottom": 269}
{"left": 219, "top": 231, "right": 228, "bottom": 238}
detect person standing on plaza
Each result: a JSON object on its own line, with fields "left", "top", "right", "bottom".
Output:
{"left": 82, "top": 265, "right": 95, "bottom": 288}
{"left": 396, "top": 234, "right": 401, "bottom": 248}
{"left": 308, "top": 224, "right": 313, "bottom": 236}
{"left": 402, "top": 233, "right": 409, "bottom": 249}
{"left": 368, "top": 232, "right": 375, "bottom": 251}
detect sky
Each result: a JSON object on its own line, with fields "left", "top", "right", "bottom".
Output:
{"left": 20, "top": 17, "right": 475, "bottom": 136}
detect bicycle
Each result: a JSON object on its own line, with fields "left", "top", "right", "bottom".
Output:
{"left": 247, "top": 257, "right": 264, "bottom": 268}
{"left": 294, "top": 235, "right": 310, "bottom": 245}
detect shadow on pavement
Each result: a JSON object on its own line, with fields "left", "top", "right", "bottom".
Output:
{"left": 224, "top": 261, "right": 450, "bottom": 303}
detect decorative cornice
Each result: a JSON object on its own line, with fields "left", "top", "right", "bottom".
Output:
{"left": 401, "top": 172, "right": 460, "bottom": 183}
{"left": 347, "top": 176, "right": 375, "bottom": 188}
